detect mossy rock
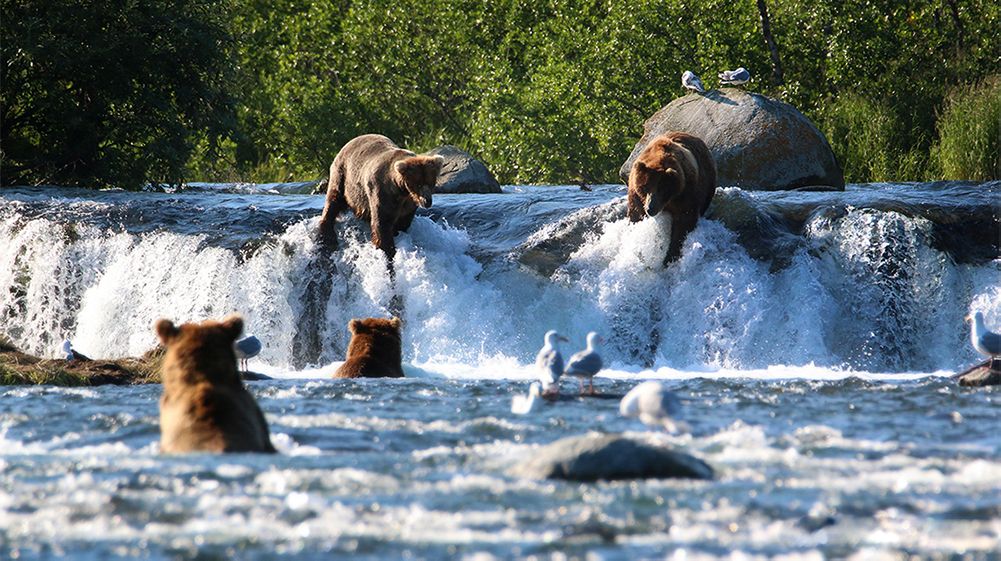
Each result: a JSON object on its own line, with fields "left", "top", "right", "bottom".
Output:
{"left": 0, "top": 336, "right": 162, "bottom": 386}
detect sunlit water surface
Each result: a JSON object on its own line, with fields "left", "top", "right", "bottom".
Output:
{"left": 1, "top": 182, "right": 999, "bottom": 559}
{"left": 1, "top": 377, "right": 999, "bottom": 560}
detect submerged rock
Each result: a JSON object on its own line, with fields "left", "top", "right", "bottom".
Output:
{"left": 429, "top": 145, "right": 502, "bottom": 194}
{"left": 514, "top": 198, "right": 627, "bottom": 277}
{"left": 954, "top": 359, "right": 1001, "bottom": 387}
{"left": 509, "top": 433, "right": 714, "bottom": 482}
{"left": 619, "top": 89, "right": 844, "bottom": 191}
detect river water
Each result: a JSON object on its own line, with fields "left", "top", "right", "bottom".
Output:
{"left": 0, "top": 182, "right": 999, "bottom": 559}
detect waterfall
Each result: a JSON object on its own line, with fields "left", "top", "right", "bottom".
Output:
{"left": 1, "top": 183, "right": 998, "bottom": 373}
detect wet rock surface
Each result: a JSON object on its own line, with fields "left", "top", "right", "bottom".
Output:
{"left": 510, "top": 433, "right": 714, "bottom": 482}
{"left": 620, "top": 89, "right": 844, "bottom": 191}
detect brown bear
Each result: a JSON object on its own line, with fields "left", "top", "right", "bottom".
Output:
{"left": 155, "top": 314, "right": 277, "bottom": 454}
{"left": 318, "top": 134, "right": 445, "bottom": 261}
{"left": 627, "top": 131, "right": 717, "bottom": 264}
{"left": 333, "top": 317, "right": 405, "bottom": 379}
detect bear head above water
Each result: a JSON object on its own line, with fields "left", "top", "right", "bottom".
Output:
{"left": 334, "top": 317, "right": 405, "bottom": 379}
{"left": 155, "top": 314, "right": 276, "bottom": 454}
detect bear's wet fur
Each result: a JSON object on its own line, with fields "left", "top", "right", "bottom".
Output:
{"left": 627, "top": 131, "right": 717, "bottom": 264}
{"left": 156, "top": 314, "right": 276, "bottom": 454}
{"left": 333, "top": 317, "right": 405, "bottom": 379}
{"left": 318, "top": 134, "right": 445, "bottom": 261}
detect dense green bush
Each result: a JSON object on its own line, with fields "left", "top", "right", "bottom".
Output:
{"left": 1, "top": 0, "right": 236, "bottom": 188}
{"left": 818, "top": 96, "right": 932, "bottom": 183}
{"left": 819, "top": 96, "right": 896, "bottom": 182}
{"left": 3, "top": 0, "right": 999, "bottom": 187}
{"left": 935, "top": 78, "right": 1001, "bottom": 181}
{"left": 223, "top": 0, "right": 998, "bottom": 184}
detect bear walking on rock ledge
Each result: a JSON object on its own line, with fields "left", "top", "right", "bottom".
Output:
{"left": 319, "top": 134, "right": 445, "bottom": 261}
{"left": 627, "top": 131, "right": 717, "bottom": 265}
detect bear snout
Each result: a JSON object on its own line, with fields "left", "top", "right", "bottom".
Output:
{"left": 644, "top": 193, "right": 663, "bottom": 216}
{"left": 417, "top": 193, "right": 433, "bottom": 208}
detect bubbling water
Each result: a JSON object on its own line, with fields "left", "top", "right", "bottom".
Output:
{"left": 0, "top": 185, "right": 998, "bottom": 373}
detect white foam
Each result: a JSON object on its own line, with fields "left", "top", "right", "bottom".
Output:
{"left": 2, "top": 195, "right": 999, "bottom": 374}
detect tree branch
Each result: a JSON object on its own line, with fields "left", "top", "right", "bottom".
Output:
{"left": 756, "top": 0, "right": 785, "bottom": 86}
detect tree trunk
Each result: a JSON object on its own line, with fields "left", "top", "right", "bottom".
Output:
{"left": 755, "top": 0, "right": 785, "bottom": 86}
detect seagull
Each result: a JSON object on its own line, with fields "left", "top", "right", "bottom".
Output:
{"left": 536, "top": 330, "right": 569, "bottom": 397}
{"left": 619, "top": 381, "right": 689, "bottom": 433}
{"left": 718, "top": 67, "right": 750, "bottom": 86}
{"left": 60, "top": 339, "right": 91, "bottom": 361}
{"left": 681, "top": 70, "right": 705, "bottom": 93}
{"left": 234, "top": 335, "right": 262, "bottom": 372}
{"left": 564, "top": 332, "right": 604, "bottom": 395}
{"left": 966, "top": 312, "right": 1001, "bottom": 368}
{"left": 511, "top": 381, "right": 545, "bottom": 415}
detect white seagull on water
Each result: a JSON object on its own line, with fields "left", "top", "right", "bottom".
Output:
{"left": 681, "top": 70, "right": 705, "bottom": 93}
{"left": 619, "top": 381, "right": 689, "bottom": 433}
{"left": 966, "top": 311, "right": 1001, "bottom": 368}
{"left": 564, "top": 332, "right": 604, "bottom": 395}
{"left": 234, "top": 335, "right": 262, "bottom": 372}
{"left": 718, "top": 67, "right": 750, "bottom": 86}
{"left": 536, "top": 330, "right": 569, "bottom": 397}
{"left": 511, "top": 381, "right": 545, "bottom": 415}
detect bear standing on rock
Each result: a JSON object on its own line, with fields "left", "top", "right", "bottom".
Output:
{"left": 155, "top": 315, "right": 276, "bottom": 454}
{"left": 627, "top": 131, "right": 717, "bottom": 264}
{"left": 318, "top": 134, "right": 445, "bottom": 261}
{"left": 334, "top": 317, "right": 405, "bottom": 379}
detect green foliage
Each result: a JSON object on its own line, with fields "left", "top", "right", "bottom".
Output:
{"left": 935, "top": 77, "right": 1001, "bottom": 181}
{"left": 818, "top": 96, "right": 931, "bottom": 182}
{"left": 772, "top": 0, "right": 999, "bottom": 181}
{"left": 3, "top": 0, "right": 999, "bottom": 186}
{"left": 1, "top": 0, "right": 236, "bottom": 188}
{"left": 221, "top": 0, "right": 999, "bottom": 184}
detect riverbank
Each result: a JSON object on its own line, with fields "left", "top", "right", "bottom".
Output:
{"left": 0, "top": 337, "right": 161, "bottom": 386}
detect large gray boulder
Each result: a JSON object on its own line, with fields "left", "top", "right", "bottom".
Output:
{"left": 509, "top": 433, "right": 714, "bottom": 482}
{"left": 619, "top": 89, "right": 844, "bottom": 191}
{"left": 429, "top": 145, "right": 502, "bottom": 194}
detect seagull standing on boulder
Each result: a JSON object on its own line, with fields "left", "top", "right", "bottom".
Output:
{"left": 681, "top": 70, "right": 705, "bottom": 93}
{"left": 718, "top": 67, "right": 751, "bottom": 86}
{"left": 620, "top": 381, "right": 689, "bottom": 433}
{"left": 966, "top": 312, "right": 1001, "bottom": 370}
{"left": 234, "top": 335, "right": 262, "bottom": 372}
{"left": 536, "top": 330, "right": 568, "bottom": 398}
{"left": 564, "top": 332, "right": 604, "bottom": 396}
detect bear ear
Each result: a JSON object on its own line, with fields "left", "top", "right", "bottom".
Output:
{"left": 390, "top": 316, "right": 402, "bottom": 329}
{"left": 155, "top": 319, "right": 179, "bottom": 345}
{"left": 428, "top": 155, "right": 445, "bottom": 174}
{"left": 220, "top": 314, "right": 244, "bottom": 340}
{"left": 634, "top": 161, "right": 651, "bottom": 174}
{"left": 394, "top": 159, "right": 416, "bottom": 179}
{"left": 349, "top": 319, "right": 363, "bottom": 333}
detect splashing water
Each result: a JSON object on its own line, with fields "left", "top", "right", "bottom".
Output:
{"left": 1, "top": 184, "right": 1000, "bottom": 560}
{"left": 0, "top": 183, "right": 998, "bottom": 374}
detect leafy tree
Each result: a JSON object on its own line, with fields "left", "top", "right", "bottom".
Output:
{"left": 5, "top": 0, "right": 999, "bottom": 186}
{"left": 1, "top": 0, "right": 235, "bottom": 188}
